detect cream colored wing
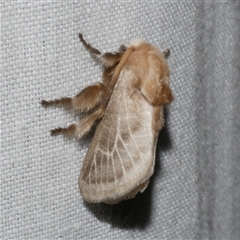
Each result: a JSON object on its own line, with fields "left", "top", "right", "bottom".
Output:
{"left": 79, "top": 69, "right": 163, "bottom": 204}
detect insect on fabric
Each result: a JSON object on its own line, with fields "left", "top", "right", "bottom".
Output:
{"left": 41, "top": 33, "right": 173, "bottom": 204}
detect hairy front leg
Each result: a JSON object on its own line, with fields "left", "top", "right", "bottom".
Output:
{"left": 41, "top": 83, "right": 106, "bottom": 113}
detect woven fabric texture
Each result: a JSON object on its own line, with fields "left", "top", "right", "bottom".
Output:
{"left": 1, "top": 1, "right": 240, "bottom": 239}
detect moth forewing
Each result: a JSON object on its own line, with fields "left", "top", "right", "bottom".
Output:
{"left": 79, "top": 58, "right": 168, "bottom": 204}
{"left": 42, "top": 34, "right": 173, "bottom": 204}
{"left": 79, "top": 87, "right": 157, "bottom": 204}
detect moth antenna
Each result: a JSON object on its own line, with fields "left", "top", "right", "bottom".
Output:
{"left": 79, "top": 33, "right": 101, "bottom": 55}
{"left": 163, "top": 49, "right": 170, "bottom": 58}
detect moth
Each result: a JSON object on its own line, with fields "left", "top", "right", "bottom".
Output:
{"left": 41, "top": 34, "right": 173, "bottom": 204}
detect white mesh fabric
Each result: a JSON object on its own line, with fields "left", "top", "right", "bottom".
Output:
{"left": 1, "top": 1, "right": 240, "bottom": 239}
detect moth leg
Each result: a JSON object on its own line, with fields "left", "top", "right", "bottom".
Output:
{"left": 51, "top": 107, "right": 105, "bottom": 139}
{"left": 51, "top": 124, "right": 76, "bottom": 138}
{"left": 41, "top": 97, "right": 72, "bottom": 108}
{"left": 71, "top": 83, "right": 106, "bottom": 112}
{"left": 41, "top": 83, "right": 107, "bottom": 113}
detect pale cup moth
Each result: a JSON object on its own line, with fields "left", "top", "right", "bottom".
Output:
{"left": 41, "top": 34, "right": 173, "bottom": 204}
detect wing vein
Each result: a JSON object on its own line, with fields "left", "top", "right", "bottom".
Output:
{"left": 110, "top": 151, "right": 117, "bottom": 184}
{"left": 122, "top": 98, "right": 145, "bottom": 168}
{"left": 92, "top": 155, "right": 97, "bottom": 186}
{"left": 115, "top": 146, "right": 128, "bottom": 181}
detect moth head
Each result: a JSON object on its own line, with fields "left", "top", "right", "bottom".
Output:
{"left": 127, "top": 38, "right": 146, "bottom": 48}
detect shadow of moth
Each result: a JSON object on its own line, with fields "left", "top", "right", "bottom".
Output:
{"left": 41, "top": 34, "right": 173, "bottom": 204}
